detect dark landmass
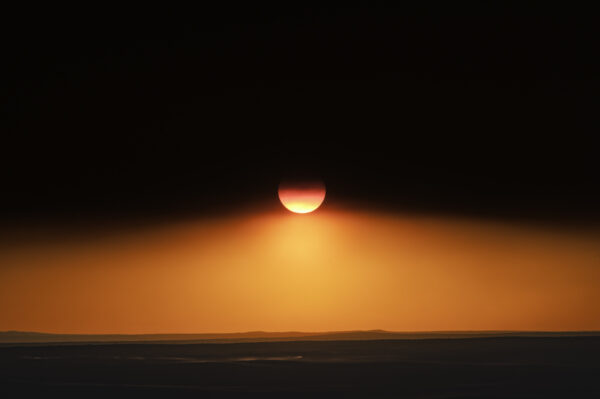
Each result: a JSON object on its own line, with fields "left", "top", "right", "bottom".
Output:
{"left": 2, "top": 329, "right": 599, "bottom": 345}
{"left": 1, "top": 336, "right": 599, "bottom": 397}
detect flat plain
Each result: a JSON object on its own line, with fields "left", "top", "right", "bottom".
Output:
{"left": 1, "top": 335, "right": 599, "bottom": 397}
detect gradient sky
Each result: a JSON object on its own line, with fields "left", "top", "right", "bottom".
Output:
{"left": 2, "top": 7, "right": 599, "bottom": 335}
{"left": 1, "top": 207, "right": 598, "bottom": 334}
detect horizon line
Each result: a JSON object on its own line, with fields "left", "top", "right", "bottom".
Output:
{"left": 3, "top": 329, "right": 600, "bottom": 336}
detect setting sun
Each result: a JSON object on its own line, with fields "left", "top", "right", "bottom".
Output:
{"left": 278, "top": 180, "right": 326, "bottom": 213}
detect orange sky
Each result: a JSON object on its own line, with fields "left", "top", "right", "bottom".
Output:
{"left": 1, "top": 208, "right": 599, "bottom": 333}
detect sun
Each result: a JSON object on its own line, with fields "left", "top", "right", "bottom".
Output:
{"left": 278, "top": 179, "right": 326, "bottom": 214}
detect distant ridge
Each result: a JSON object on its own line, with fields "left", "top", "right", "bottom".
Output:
{"left": 1, "top": 330, "right": 599, "bottom": 345}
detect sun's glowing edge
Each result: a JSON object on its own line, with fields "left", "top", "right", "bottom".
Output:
{"left": 282, "top": 201, "right": 324, "bottom": 214}
{"left": 278, "top": 191, "right": 326, "bottom": 214}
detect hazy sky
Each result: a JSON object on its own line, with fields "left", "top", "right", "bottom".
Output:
{"left": 1, "top": 207, "right": 598, "bottom": 334}
{"left": 2, "top": 5, "right": 600, "bottom": 340}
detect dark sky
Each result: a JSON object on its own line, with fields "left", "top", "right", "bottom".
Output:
{"left": 2, "top": 5, "right": 599, "bottom": 226}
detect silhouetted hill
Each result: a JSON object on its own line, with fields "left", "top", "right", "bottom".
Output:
{"left": 2, "top": 330, "right": 599, "bottom": 345}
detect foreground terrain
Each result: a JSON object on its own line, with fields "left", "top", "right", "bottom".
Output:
{"left": 1, "top": 336, "right": 599, "bottom": 397}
